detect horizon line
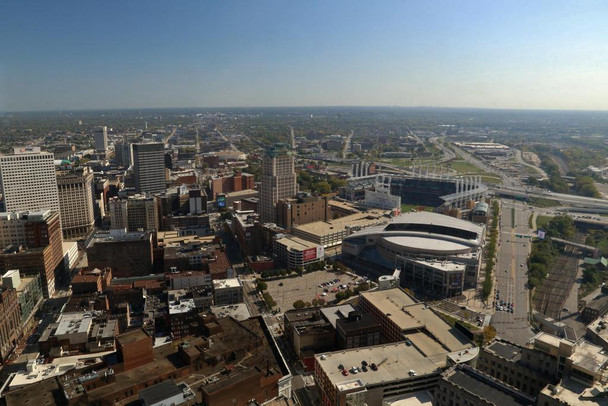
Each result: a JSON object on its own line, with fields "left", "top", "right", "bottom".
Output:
{"left": 3, "top": 104, "right": 608, "bottom": 114}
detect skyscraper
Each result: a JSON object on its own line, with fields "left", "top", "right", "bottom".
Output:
{"left": 132, "top": 143, "right": 166, "bottom": 194}
{"left": 114, "top": 140, "right": 132, "bottom": 167}
{"left": 259, "top": 145, "right": 297, "bottom": 223}
{"left": 94, "top": 126, "right": 108, "bottom": 153}
{"left": 0, "top": 147, "right": 61, "bottom": 222}
{"left": 56, "top": 166, "right": 95, "bottom": 240}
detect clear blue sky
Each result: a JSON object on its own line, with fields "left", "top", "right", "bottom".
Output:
{"left": 1, "top": 0, "right": 608, "bottom": 111}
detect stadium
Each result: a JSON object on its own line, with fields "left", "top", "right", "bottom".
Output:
{"left": 342, "top": 211, "right": 485, "bottom": 298}
{"left": 343, "top": 173, "right": 487, "bottom": 209}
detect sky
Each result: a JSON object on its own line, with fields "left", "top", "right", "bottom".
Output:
{"left": 1, "top": 0, "right": 608, "bottom": 112}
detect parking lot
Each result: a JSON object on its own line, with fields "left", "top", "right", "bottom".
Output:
{"left": 265, "top": 269, "right": 362, "bottom": 312}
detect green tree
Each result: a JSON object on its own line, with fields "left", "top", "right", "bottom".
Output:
{"left": 293, "top": 300, "right": 307, "bottom": 309}
{"left": 256, "top": 280, "right": 268, "bottom": 291}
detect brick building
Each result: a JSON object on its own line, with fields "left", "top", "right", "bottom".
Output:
{"left": 211, "top": 172, "right": 255, "bottom": 199}
{"left": 0, "top": 210, "right": 64, "bottom": 297}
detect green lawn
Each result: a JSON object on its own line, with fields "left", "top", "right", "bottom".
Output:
{"left": 528, "top": 197, "right": 561, "bottom": 208}
{"left": 535, "top": 215, "right": 553, "bottom": 230}
{"left": 481, "top": 175, "right": 503, "bottom": 185}
{"left": 401, "top": 204, "right": 434, "bottom": 213}
{"left": 447, "top": 160, "right": 486, "bottom": 174}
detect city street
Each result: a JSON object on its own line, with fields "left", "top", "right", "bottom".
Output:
{"left": 491, "top": 200, "right": 535, "bottom": 345}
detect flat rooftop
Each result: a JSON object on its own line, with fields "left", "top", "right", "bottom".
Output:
{"left": 293, "top": 209, "right": 389, "bottom": 237}
{"left": 485, "top": 340, "right": 522, "bottom": 362}
{"left": 444, "top": 365, "right": 534, "bottom": 406}
{"left": 210, "top": 303, "right": 252, "bottom": 321}
{"left": 360, "top": 289, "right": 472, "bottom": 353}
{"left": 315, "top": 342, "right": 441, "bottom": 388}
{"left": 212, "top": 278, "right": 242, "bottom": 289}
{"left": 539, "top": 376, "right": 608, "bottom": 405}
{"left": 570, "top": 340, "right": 608, "bottom": 374}
{"left": 275, "top": 235, "right": 321, "bottom": 251}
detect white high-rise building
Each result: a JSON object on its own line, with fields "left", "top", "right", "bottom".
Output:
{"left": 260, "top": 146, "right": 297, "bottom": 223}
{"left": 56, "top": 166, "right": 95, "bottom": 240}
{"left": 132, "top": 143, "right": 166, "bottom": 194}
{"left": 0, "top": 148, "right": 61, "bottom": 222}
{"left": 94, "top": 126, "right": 108, "bottom": 152}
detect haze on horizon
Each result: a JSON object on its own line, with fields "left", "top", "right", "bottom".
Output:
{"left": 1, "top": 0, "right": 608, "bottom": 113}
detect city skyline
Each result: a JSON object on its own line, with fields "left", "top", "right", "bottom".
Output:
{"left": 2, "top": 1, "right": 608, "bottom": 112}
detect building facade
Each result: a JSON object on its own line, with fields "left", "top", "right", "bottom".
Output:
{"left": 109, "top": 195, "right": 159, "bottom": 232}
{"left": 56, "top": 166, "right": 95, "bottom": 240}
{"left": 0, "top": 211, "right": 64, "bottom": 297}
{"left": 0, "top": 148, "right": 61, "bottom": 224}
{"left": 94, "top": 126, "right": 108, "bottom": 153}
{"left": 276, "top": 194, "right": 331, "bottom": 231}
{"left": 132, "top": 143, "right": 166, "bottom": 194}
{"left": 259, "top": 146, "right": 297, "bottom": 223}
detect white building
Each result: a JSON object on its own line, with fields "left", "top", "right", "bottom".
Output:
{"left": 259, "top": 146, "right": 297, "bottom": 223}
{"left": 0, "top": 148, "right": 61, "bottom": 224}
{"left": 94, "top": 126, "right": 108, "bottom": 153}
{"left": 213, "top": 278, "right": 244, "bottom": 306}
{"left": 56, "top": 166, "right": 95, "bottom": 239}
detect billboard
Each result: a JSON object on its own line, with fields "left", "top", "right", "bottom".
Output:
{"left": 303, "top": 247, "right": 317, "bottom": 262}
{"left": 217, "top": 194, "right": 226, "bottom": 208}
{"left": 537, "top": 230, "right": 546, "bottom": 240}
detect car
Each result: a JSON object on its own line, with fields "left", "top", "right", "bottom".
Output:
{"left": 361, "top": 365, "right": 368, "bottom": 372}
{"left": 323, "top": 288, "right": 328, "bottom": 293}
{"left": 351, "top": 367, "right": 358, "bottom": 374}
{"left": 361, "top": 360, "right": 368, "bottom": 366}
{"left": 338, "top": 364, "right": 344, "bottom": 370}
{"left": 405, "top": 339, "right": 413, "bottom": 346}
{"left": 520, "top": 263, "right": 524, "bottom": 267}
{"left": 321, "top": 292, "right": 327, "bottom": 296}
{"left": 318, "top": 284, "right": 323, "bottom": 288}
{"left": 370, "top": 363, "right": 378, "bottom": 371}
{"left": 342, "top": 369, "right": 349, "bottom": 376}
{"left": 510, "top": 308, "right": 514, "bottom": 313}
{"left": 278, "top": 282, "right": 283, "bottom": 286}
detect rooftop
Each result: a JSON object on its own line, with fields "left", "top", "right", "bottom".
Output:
{"left": 444, "top": 365, "right": 535, "bottom": 406}
{"left": 360, "top": 288, "right": 472, "bottom": 353}
{"left": 212, "top": 278, "right": 242, "bottom": 289}
{"left": 315, "top": 342, "right": 441, "bottom": 387}
{"left": 570, "top": 340, "right": 608, "bottom": 375}
{"left": 293, "top": 209, "right": 389, "bottom": 237}
{"left": 319, "top": 304, "right": 356, "bottom": 329}
{"left": 210, "top": 303, "right": 252, "bottom": 321}
{"left": 275, "top": 235, "right": 321, "bottom": 251}
{"left": 116, "top": 328, "right": 150, "bottom": 345}
{"left": 539, "top": 376, "right": 608, "bottom": 405}
{"left": 485, "top": 340, "right": 523, "bottom": 362}
{"left": 139, "top": 379, "right": 183, "bottom": 405}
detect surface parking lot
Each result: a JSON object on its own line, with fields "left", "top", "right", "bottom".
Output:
{"left": 265, "top": 270, "right": 362, "bottom": 311}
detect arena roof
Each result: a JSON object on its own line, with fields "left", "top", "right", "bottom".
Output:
{"left": 382, "top": 236, "right": 473, "bottom": 254}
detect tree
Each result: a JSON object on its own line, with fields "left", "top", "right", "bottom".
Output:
{"left": 482, "top": 325, "right": 497, "bottom": 344}
{"left": 293, "top": 300, "right": 307, "bottom": 309}
{"left": 256, "top": 280, "right": 268, "bottom": 291}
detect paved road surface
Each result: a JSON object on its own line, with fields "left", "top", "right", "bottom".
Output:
{"left": 491, "top": 200, "right": 535, "bottom": 345}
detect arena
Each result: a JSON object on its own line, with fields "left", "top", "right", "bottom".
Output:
{"left": 342, "top": 212, "right": 485, "bottom": 298}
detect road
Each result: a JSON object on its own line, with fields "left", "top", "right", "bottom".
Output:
{"left": 495, "top": 186, "right": 608, "bottom": 211}
{"left": 513, "top": 149, "right": 547, "bottom": 179}
{"left": 491, "top": 200, "right": 535, "bottom": 345}
{"left": 450, "top": 143, "right": 517, "bottom": 187}
{"left": 429, "top": 137, "right": 456, "bottom": 163}
{"left": 341, "top": 130, "right": 354, "bottom": 159}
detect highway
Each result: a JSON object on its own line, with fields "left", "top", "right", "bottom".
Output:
{"left": 495, "top": 186, "right": 608, "bottom": 211}
{"left": 491, "top": 200, "right": 535, "bottom": 345}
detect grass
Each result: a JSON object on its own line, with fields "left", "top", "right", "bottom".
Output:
{"left": 481, "top": 175, "right": 503, "bottom": 185}
{"left": 528, "top": 214, "right": 534, "bottom": 229}
{"left": 535, "top": 215, "right": 553, "bottom": 230}
{"left": 401, "top": 204, "right": 434, "bottom": 213}
{"left": 447, "top": 160, "right": 486, "bottom": 174}
{"left": 528, "top": 197, "right": 561, "bottom": 208}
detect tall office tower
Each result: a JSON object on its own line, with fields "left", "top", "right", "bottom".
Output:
{"left": 114, "top": 141, "right": 132, "bottom": 167}
{"left": 56, "top": 166, "right": 95, "bottom": 240}
{"left": 0, "top": 147, "right": 61, "bottom": 223}
{"left": 108, "top": 195, "right": 159, "bottom": 232}
{"left": 94, "top": 126, "right": 108, "bottom": 153}
{"left": 0, "top": 210, "right": 64, "bottom": 297}
{"left": 132, "top": 143, "right": 166, "bottom": 194}
{"left": 259, "top": 145, "right": 297, "bottom": 223}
